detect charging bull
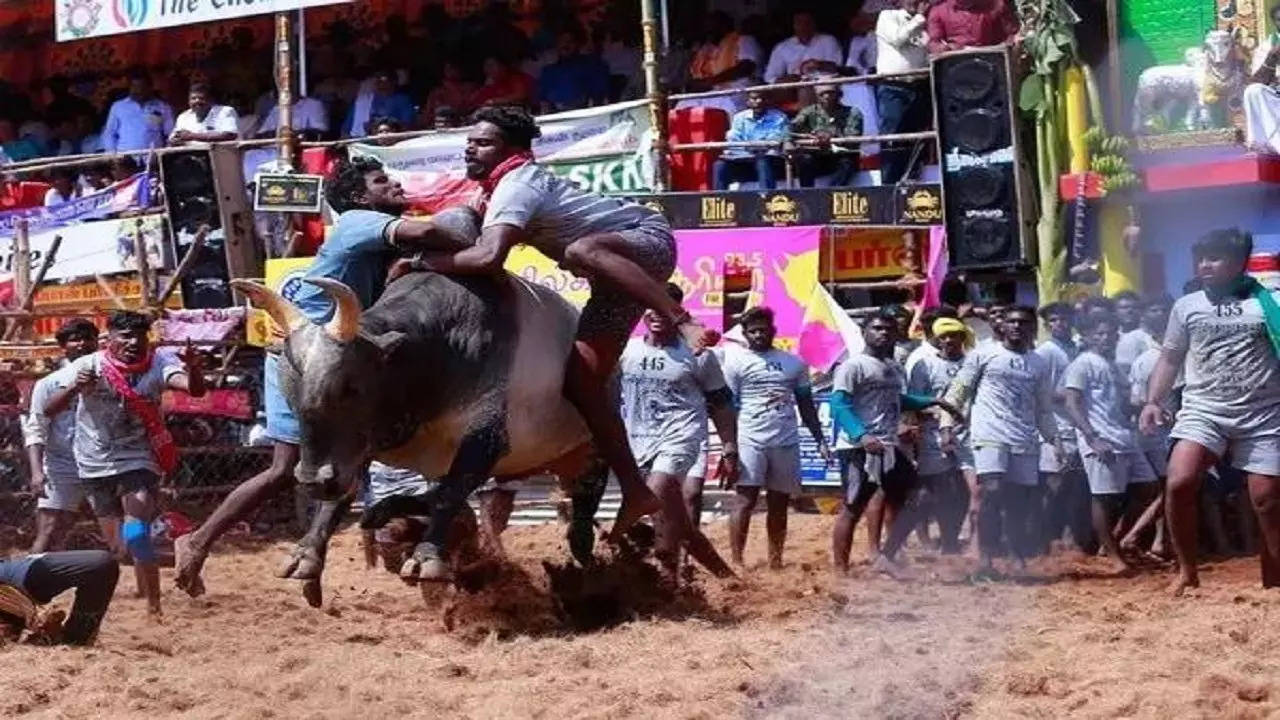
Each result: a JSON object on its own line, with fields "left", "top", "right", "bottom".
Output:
{"left": 233, "top": 264, "right": 608, "bottom": 587}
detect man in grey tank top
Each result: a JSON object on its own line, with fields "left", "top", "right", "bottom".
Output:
{"left": 1140, "top": 228, "right": 1280, "bottom": 594}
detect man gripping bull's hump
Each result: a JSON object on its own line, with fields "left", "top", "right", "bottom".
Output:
{"left": 392, "top": 105, "right": 719, "bottom": 542}
{"left": 175, "top": 155, "right": 479, "bottom": 597}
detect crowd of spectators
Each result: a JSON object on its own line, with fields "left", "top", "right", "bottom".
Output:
{"left": 0, "top": 0, "right": 1024, "bottom": 201}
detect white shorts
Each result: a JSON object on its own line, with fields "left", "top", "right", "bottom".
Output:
{"left": 737, "top": 443, "right": 802, "bottom": 495}
{"left": 1171, "top": 410, "right": 1280, "bottom": 476}
{"left": 1081, "top": 451, "right": 1158, "bottom": 495}
{"left": 974, "top": 445, "right": 1040, "bottom": 487}
{"left": 641, "top": 443, "right": 701, "bottom": 478}
{"left": 35, "top": 476, "right": 90, "bottom": 513}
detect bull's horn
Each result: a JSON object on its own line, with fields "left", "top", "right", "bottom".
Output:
{"left": 230, "top": 279, "right": 308, "bottom": 334}
{"left": 304, "top": 278, "right": 361, "bottom": 343}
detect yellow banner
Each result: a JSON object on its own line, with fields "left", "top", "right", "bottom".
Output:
{"left": 502, "top": 245, "right": 591, "bottom": 308}
{"left": 819, "top": 228, "right": 913, "bottom": 281}
{"left": 246, "top": 257, "right": 315, "bottom": 347}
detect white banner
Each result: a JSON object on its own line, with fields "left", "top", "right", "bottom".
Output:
{"left": 0, "top": 215, "right": 170, "bottom": 283}
{"left": 349, "top": 100, "right": 653, "bottom": 174}
{"left": 56, "top": 0, "right": 351, "bottom": 42}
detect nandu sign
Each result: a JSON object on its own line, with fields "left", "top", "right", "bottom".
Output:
{"left": 57, "top": 0, "right": 351, "bottom": 41}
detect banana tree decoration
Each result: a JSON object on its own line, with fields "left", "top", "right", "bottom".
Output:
{"left": 1016, "top": 0, "right": 1081, "bottom": 303}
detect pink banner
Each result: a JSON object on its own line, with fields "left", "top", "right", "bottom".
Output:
{"left": 667, "top": 226, "right": 823, "bottom": 353}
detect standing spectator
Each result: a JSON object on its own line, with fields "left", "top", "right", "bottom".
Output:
{"left": 468, "top": 56, "right": 537, "bottom": 110}
{"left": 876, "top": 0, "right": 933, "bottom": 183}
{"left": 790, "top": 83, "right": 863, "bottom": 187}
{"left": 1036, "top": 302, "right": 1090, "bottom": 554}
{"left": 23, "top": 320, "right": 102, "bottom": 553}
{"left": 345, "top": 69, "right": 416, "bottom": 138}
{"left": 538, "top": 25, "right": 612, "bottom": 112}
{"left": 170, "top": 82, "right": 239, "bottom": 145}
{"left": 43, "top": 168, "right": 82, "bottom": 207}
{"left": 763, "top": 10, "right": 844, "bottom": 83}
{"left": 420, "top": 61, "right": 477, "bottom": 127}
{"left": 42, "top": 311, "right": 206, "bottom": 616}
{"left": 942, "top": 306, "right": 1059, "bottom": 578}
{"left": 101, "top": 74, "right": 174, "bottom": 153}
{"left": 1116, "top": 294, "right": 1171, "bottom": 378}
{"left": 721, "top": 307, "right": 830, "bottom": 570}
{"left": 1112, "top": 290, "right": 1142, "bottom": 334}
{"left": 1062, "top": 313, "right": 1156, "bottom": 573}
{"left": 845, "top": 10, "right": 879, "bottom": 76}
{"left": 712, "top": 89, "right": 789, "bottom": 190}
{"left": 926, "top": 0, "right": 1020, "bottom": 54}
{"left": 679, "top": 11, "right": 763, "bottom": 116}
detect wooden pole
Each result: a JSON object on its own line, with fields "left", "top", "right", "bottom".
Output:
{"left": 639, "top": 0, "right": 669, "bottom": 191}
{"left": 1104, "top": 0, "right": 1123, "bottom": 131}
{"left": 13, "top": 219, "right": 30, "bottom": 309}
{"left": 275, "top": 12, "right": 296, "bottom": 172}
{"left": 132, "top": 217, "right": 154, "bottom": 309}
{"left": 3, "top": 234, "right": 62, "bottom": 341}
{"left": 157, "top": 225, "right": 210, "bottom": 307}
{"left": 94, "top": 275, "right": 129, "bottom": 309}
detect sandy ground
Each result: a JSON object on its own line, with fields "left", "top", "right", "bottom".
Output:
{"left": 1, "top": 515, "right": 1278, "bottom": 719}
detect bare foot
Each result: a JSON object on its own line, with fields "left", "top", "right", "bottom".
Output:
{"left": 1169, "top": 573, "right": 1200, "bottom": 597}
{"left": 607, "top": 488, "right": 663, "bottom": 543}
{"left": 1106, "top": 558, "right": 1136, "bottom": 576}
{"left": 173, "top": 534, "right": 207, "bottom": 598}
{"left": 872, "top": 554, "right": 914, "bottom": 580}
{"left": 677, "top": 321, "right": 720, "bottom": 354}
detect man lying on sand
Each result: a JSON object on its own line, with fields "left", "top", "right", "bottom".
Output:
{"left": 0, "top": 550, "right": 119, "bottom": 645}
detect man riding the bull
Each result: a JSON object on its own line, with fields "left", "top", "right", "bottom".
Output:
{"left": 176, "top": 157, "right": 479, "bottom": 596}
{"left": 392, "top": 104, "right": 718, "bottom": 548}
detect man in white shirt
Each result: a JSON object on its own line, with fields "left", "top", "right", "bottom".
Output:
{"left": 170, "top": 83, "right": 239, "bottom": 146}
{"left": 874, "top": 0, "right": 932, "bottom": 183}
{"left": 256, "top": 94, "right": 331, "bottom": 139}
{"left": 101, "top": 74, "right": 173, "bottom": 154}
{"left": 720, "top": 307, "right": 829, "bottom": 570}
{"left": 763, "top": 10, "right": 844, "bottom": 83}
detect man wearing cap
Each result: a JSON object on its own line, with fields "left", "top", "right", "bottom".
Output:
{"left": 0, "top": 550, "right": 118, "bottom": 646}
{"left": 789, "top": 82, "right": 864, "bottom": 188}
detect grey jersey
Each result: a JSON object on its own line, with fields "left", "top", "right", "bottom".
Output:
{"left": 69, "top": 351, "right": 181, "bottom": 479}
{"left": 619, "top": 337, "right": 726, "bottom": 465}
{"left": 22, "top": 364, "right": 80, "bottom": 481}
{"left": 945, "top": 343, "right": 1057, "bottom": 453}
{"left": 1164, "top": 289, "right": 1280, "bottom": 429}
{"left": 1115, "top": 327, "right": 1158, "bottom": 377}
{"left": 1035, "top": 337, "right": 1079, "bottom": 440}
{"left": 1129, "top": 346, "right": 1171, "bottom": 451}
{"left": 907, "top": 350, "right": 966, "bottom": 465}
{"left": 832, "top": 353, "right": 906, "bottom": 448}
{"left": 720, "top": 346, "right": 810, "bottom": 447}
{"left": 1062, "top": 350, "right": 1136, "bottom": 451}
{"left": 483, "top": 163, "right": 664, "bottom": 256}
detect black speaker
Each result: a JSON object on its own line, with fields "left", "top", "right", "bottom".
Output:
{"left": 160, "top": 149, "right": 231, "bottom": 308}
{"left": 931, "top": 46, "right": 1036, "bottom": 271}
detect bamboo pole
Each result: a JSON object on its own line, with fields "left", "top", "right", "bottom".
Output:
{"left": 13, "top": 219, "right": 30, "bottom": 310}
{"left": 275, "top": 12, "right": 296, "bottom": 172}
{"left": 93, "top": 274, "right": 129, "bottom": 309}
{"left": 157, "top": 225, "right": 211, "bottom": 307}
{"left": 639, "top": 0, "right": 668, "bottom": 191}
{"left": 3, "top": 234, "right": 62, "bottom": 341}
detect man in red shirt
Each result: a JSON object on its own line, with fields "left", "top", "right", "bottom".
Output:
{"left": 927, "top": 0, "right": 1020, "bottom": 54}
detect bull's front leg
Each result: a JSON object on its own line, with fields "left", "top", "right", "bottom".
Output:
{"left": 278, "top": 495, "right": 354, "bottom": 606}
{"left": 402, "top": 415, "right": 508, "bottom": 583}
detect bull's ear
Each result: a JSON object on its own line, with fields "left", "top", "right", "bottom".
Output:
{"left": 369, "top": 330, "right": 407, "bottom": 359}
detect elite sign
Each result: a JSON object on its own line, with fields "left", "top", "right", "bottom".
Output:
{"left": 56, "top": 0, "right": 351, "bottom": 41}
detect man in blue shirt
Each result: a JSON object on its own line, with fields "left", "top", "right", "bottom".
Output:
{"left": 712, "top": 90, "right": 790, "bottom": 190}
{"left": 175, "top": 157, "right": 473, "bottom": 599}
{"left": 101, "top": 74, "right": 173, "bottom": 153}
{"left": 538, "top": 25, "right": 612, "bottom": 113}
{"left": 344, "top": 70, "right": 416, "bottom": 137}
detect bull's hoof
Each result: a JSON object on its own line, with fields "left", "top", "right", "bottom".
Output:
{"left": 277, "top": 545, "right": 325, "bottom": 581}
{"left": 302, "top": 579, "right": 323, "bottom": 608}
{"left": 400, "top": 542, "right": 451, "bottom": 583}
